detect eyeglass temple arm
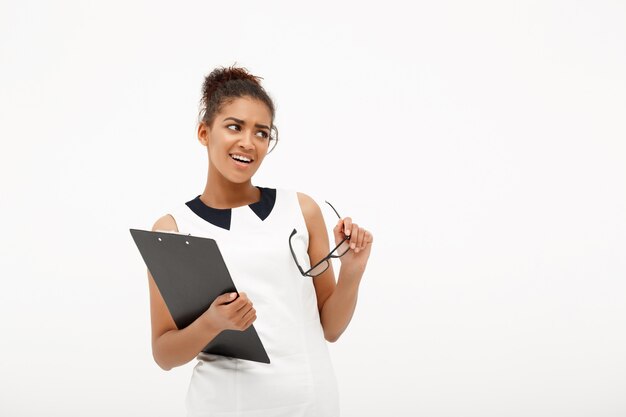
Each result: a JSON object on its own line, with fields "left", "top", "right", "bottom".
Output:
{"left": 324, "top": 200, "right": 350, "bottom": 240}
{"left": 324, "top": 200, "right": 341, "bottom": 219}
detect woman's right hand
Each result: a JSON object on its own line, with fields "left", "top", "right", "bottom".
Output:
{"left": 202, "top": 291, "right": 256, "bottom": 333}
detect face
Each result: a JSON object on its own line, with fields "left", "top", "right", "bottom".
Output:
{"left": 198, "top": 96, "right": 273, "bottom": 183}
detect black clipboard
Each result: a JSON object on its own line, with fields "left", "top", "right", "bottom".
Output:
{"left": 130, "top": 228, "right": 270, "bottom": 364}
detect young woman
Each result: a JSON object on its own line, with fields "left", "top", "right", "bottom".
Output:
{"left": 147, "top": 65, "right": 374, "bottom": 416}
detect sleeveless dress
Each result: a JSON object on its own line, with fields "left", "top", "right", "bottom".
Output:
{"left": 166, "top": 186, "right": 340, "bottom": 417}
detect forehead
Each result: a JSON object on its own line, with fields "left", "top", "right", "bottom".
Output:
{"left": 218, "top": 96, "right": 271, "bottom": 124}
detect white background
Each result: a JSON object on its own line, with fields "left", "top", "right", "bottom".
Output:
{"left": 1, "top": 0, "right": 625, "bottom": 416}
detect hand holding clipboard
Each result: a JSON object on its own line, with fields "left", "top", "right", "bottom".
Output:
{"left": 130, "top": 228, "right": 270, "bottom": 363}
{"left": 203, "top": 290, "right": 257, "bottom": 333}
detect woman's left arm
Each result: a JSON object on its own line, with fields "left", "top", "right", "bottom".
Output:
{"left": 297, "top": 193, "right": 374, "bottom": 342}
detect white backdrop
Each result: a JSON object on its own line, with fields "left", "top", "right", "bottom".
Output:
{"left": 1, "top": 1, "right": 625, "bottom": 416}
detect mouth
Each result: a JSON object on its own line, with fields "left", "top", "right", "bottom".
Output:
{"left": 229, "top": 153, "right": 254, "bottom": 167}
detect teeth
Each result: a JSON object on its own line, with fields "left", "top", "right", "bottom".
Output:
{"left": 231, "top": 154, "right": 252, "bottom": 162}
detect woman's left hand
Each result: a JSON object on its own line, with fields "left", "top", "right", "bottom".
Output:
{"left": 333, "top": 216, "right": 374, "bottom": 275}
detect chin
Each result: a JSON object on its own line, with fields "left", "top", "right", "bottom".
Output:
{"left": 227, "top": 171, "right": 256, "bottom": 183}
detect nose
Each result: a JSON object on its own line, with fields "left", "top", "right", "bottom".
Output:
{"left": 238, "top": 130, "right": 255, "bottom": 150}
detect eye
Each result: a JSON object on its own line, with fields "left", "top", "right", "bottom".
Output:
{"left": 227, "top": 124, "right": 269, "bottom": 139}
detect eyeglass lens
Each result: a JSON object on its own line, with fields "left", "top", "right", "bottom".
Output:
{"left": 307, "top": 260, "right": 330, "bottom": 277}
{"left": 306, "top": 239, "right": 351, "bottom": 276}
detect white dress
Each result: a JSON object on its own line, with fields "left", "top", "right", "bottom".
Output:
{"left": 167, "top": 186, "right": 340, "bottom": 417}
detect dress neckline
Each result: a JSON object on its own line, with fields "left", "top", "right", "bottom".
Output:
{"left": 185, "top": 186, "right": 277, "bottom": 231}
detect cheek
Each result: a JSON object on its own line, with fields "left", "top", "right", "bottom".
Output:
{"left": 207, "top": 138, "right": 228, "bottom": 156}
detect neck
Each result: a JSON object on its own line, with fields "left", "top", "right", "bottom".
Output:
{"left": 200, "top": 168, "right": 260, "bottom": 209}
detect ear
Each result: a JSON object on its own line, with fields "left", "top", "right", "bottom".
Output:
{"left": 197, "top": 122, "right": 210, "bottom": 147}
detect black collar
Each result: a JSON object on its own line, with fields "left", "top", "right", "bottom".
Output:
{"left": 185, "top": 186, "right": 276, "bottom": 230}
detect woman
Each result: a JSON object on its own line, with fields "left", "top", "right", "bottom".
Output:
{"left": 148, "top": 64, "right": 374, "bottom": 416}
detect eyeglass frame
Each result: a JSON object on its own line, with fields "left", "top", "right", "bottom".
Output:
{"left": 288, "top": 200, "right": 351, "bottom": 278}
{"left": 266, "top": 125, "right": 279, "bottom": 155}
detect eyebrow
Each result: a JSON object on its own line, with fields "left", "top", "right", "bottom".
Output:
{"left": 223, "top": 117, "right": 270, "bottom": 131}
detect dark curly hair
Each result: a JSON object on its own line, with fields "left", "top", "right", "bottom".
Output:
{"left": 198, "top": 64, "right": 278, "bottom": 154}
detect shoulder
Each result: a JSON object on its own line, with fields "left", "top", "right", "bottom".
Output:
{"left": 296, "top": 191, "right": 322, "bottom": 219}
{"left": 151, "top": 213, "right": 179, "bottom": 233}
{"left": 296, "top": 191, "right": 326, "bottom": 233}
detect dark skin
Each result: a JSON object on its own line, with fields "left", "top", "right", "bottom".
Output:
{"left": 148, "top": 96, "right": 373, "bottom": 370}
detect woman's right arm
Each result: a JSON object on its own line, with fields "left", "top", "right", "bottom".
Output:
{"left": 148, "top": 214, "right": 256, "bottom": 371}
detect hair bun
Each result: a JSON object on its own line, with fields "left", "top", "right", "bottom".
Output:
{"left": 203, "top": 64, "right": 263, "bottom": 102}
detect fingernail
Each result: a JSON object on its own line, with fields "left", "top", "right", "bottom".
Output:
{"left": 230, "top": 293, "right": 237, "bottom": 299}
{"left": 345, "top": 229, "right": 350, "bottom": 235}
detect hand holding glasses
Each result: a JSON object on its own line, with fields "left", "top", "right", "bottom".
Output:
{"left": 289, "top": 201, "right": 352, "bottom": 278}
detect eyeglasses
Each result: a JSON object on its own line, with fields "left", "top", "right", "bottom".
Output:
{"left": 266, "top": 126, "right": 279, "bottom": 155}
{"left": 289, "top": 201, "right": 351, "bottom": 278}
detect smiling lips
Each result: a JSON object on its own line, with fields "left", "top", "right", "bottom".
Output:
{"left": 230, "top": 153, "right": 254, "bottom": 168}
{"left": 230, "top": 153, "right": 254, "bottom": 163}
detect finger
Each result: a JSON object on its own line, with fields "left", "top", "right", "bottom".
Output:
{"left": 342, "top": 217, "right": 353, "bottom": 238}
{"left": 334, "top": 219, "right": 345, "bottom": 239}
{"left": 229, "top": 301, "right": 251, "bottom": 322}
{"left": 353, "top": 226, "right": 364, "bottom": 253}
{"left": 363, "top": 230, "right": 372, "bottom": 248}
{"left": 242, "top": 311, "right": 257, "bottom": 330}
{"left": 350, "top": 225, "right": 360, "bottom": 251}
{"left": 359, "top": 229, "right": 369, "bottom": 250}
{"left": 355, "top": 227, "right": 365, "bottom": 252}
{"left": 238, "top": 306, "right": 256, "bottom": 328}
{"left": 237, "top": 292, "right": 250, "bottom": 303}
{"left": 349, "top": 223, "right": 359, "bottom": 249}
{"left": 217, "top": 292, "right": 238, "bottom": 305}
{"left": 238, "top": 304, "right": 254, "bottom": 322}
{"left": 228, "top": 293, "right": 250, "bottom": 312}
{"left": 234, "top": 298, "right": 253, "bottom": 313}
{"left": 241, "top": 305, "right": 255, "bottom": 321}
